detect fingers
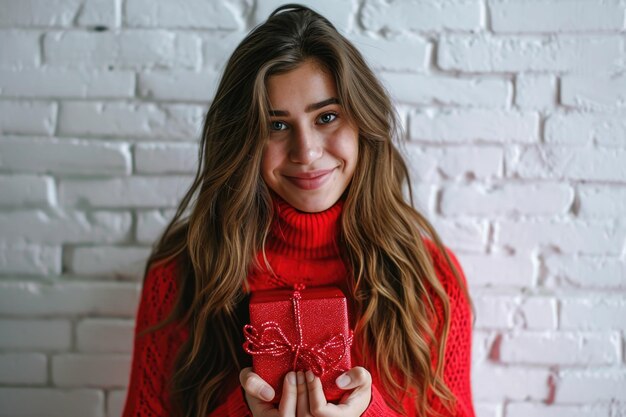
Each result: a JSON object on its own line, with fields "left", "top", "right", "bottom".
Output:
{"left": 278, "top": 372, "right": 297, "bottom": 416}
{"left": 295, "top": 371, "right": 310, "bottom": 417}
{"left": 336, "top": 366, "right": 372, "bottom": 412}
{"left": 305, "top": 370, "right": 327, "bottom": 415}
{"left": 239, "top": 367, "right": 276, "bottom": 402}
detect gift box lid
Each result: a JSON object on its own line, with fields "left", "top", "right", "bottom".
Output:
{"left": 250, "top": 286, "right": 346, "bottom": 304}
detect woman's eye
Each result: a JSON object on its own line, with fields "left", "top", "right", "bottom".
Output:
{"left": 318, "top": 112, "right": 337, "bottom": 124}
{"left": 270, "top": 121, "right": 287, "bottom": 131}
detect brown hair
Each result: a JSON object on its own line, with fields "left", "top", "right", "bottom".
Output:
{"left": 142, "top": 4, "right": 474, "bottom": 417}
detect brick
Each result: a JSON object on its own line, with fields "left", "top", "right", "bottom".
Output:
{"left": 0, "top": 353, "right": 47, "bottom": 384}
{"left": 0, "top": 388, "right": 104, "bottom": 417}
{"left": 77, "top": 319, "right": 134, "bottom": 353}
{"left": 409, "top": 109, "right": 539, "bottom": 143}
{"left": 472, "top": 330, "right": 498, "bottom": 363}
{"left": 474, "top": 403, "right": 501, "bottom": 417}
{"left": 0, "top": 0, "right": 81, "bottom": 27}
{"left": 0, "top": 68, "right": 134, "bottom": 98}
{"left": 515, "top": 74, "right": 557, "bottom": 109}
{"left": 134, "top": 142, "right": 198, "bottom": 174}
{"left": 348, "top": 35, "right": 430, "bottom": 72}
{"left": 60, "top": 176, "right": 193, "bottom": 208}
{"left": 58, "top": 102, "right": 205, "bottom": 139}
{"left": 544, "top": 255, "right": 626, "bottom": 290}
{"left": 138, "top": 69, "right": 219, "bottom": 101}
{"left": 0, "top": 101, "right": 56, "bottom": 135}
{"left": 474, "top": 294, "right": 557, "bottom": 329}
{"left": 201, "top": 31, "right": 246, "bottom": 70}
{"left": 0, "top": 30, "right": 40, "bottom": 67}
{"left": 52, "top": 354, "right": 131, "bottom": 387}
{"left": 0, "top": 243, "right": 61, "bottom": 275}
{"left": 500, "top": 332, "right": 620, "bottom": 365}
{"left": 76, "top": 0, "right": 118, "bottom": 28}
{"left": 556, "top": 370, "right": 626, "bottom": 402}
{"left": 545, "top": 113, "right": 626, "bottom": 146}
{"left": 254, "top": 0, "right": 354, "bottom": 31}
{"left": 561, "top": 297, "right": 626, "bottom": 331}
{"left": 362, "top": 0, "right": 482, "bottom": 32}
{"left": 0, "top": 319, "right": 71, "bottom": 350}
{"left": 494, "top": 219, "right": 625, "bottom": 256}
{"left": 67, "top": 245, "right": 150, "bottom": 279}
{"left": 440, "top": 183, "right": 573, "bottom": 216}
{"left": 0, "top": 210, "right": 131, "bottom": 244}
{"left": 458, "top": 254, "right": 532, "bottom": 287}
{"left": 0, "top": 175, "right": 54, "bottom": 207}
{"left": 472, "top": 364, "right": 550, "bottom": 401}
{"left": 562, "top": 74, "right": 626, "bottom": 109}
{"left": 407, "top": 184, "right": 436, "bottom": 215}
{"left": 490, "top": 0, "right": 624, "bottom": 33}
{"left": 578, "top": 186, "right": 626, "bottom": 217}
{"left": 0, "top": 281, "right": 140, "bottom": 317}
{"left": 381, "top": 73, "right": 509, "bottom": 106}
{"left": 403, "top": 145, "right": 503, "bottom": 182}
{"left": 428, "top": 218, "right": 489, "bottom": 253}
{"left": 136, "top": 209, "right": 176, "bottom": 244}
{"left": 0, "top": 137, "right": 131, "bottom": 175}
{"left": 507, "top": 403, "right": 610, "bottom": 417}
{"left": 439, "top": 35, "right": 621, "bottom": 73}
{"left": 107, "top": 390, "right": 127, "bottom": 417}
{"left": 126, "top": 0, "right": 240, "bottom": 29}
{"left": 44, "top": 31, "right": 201, "bottom": 69}
{"left": 506, "top": 146, "right": 626, "bottom": 181}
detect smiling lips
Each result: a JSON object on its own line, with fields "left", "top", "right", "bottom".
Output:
{"left": 285, "top": 168, "right": 336, "bottom": 190}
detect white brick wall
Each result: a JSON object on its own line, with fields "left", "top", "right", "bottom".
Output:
{"left": 0, "top": 0, "right": 624, "bottom": 416}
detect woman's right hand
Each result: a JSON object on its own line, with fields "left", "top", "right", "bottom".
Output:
{"left": 239, "top": 366, "right": 372, "bottom": 417}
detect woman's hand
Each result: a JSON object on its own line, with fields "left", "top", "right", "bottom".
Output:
{"left": 239, "top": 366, "right": 372, "bottom": 417}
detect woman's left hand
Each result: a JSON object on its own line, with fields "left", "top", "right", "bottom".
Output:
{"left": 240, "top": 366, "right": 372, "bottom": 417}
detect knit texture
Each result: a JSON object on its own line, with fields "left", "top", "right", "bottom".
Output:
{"left": 122, "top": 196, "right": 475, "bottom": 417}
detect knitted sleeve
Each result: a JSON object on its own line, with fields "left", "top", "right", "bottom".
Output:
{"left": 362, "top": 241, "right": 476, "bottom": 417}
{"left": 121, "top": 260, "right": 252, "bottom": 417}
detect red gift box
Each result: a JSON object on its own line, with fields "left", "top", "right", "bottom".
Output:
{"left": 243, "top": 285, "right": 353, "bottom": 403}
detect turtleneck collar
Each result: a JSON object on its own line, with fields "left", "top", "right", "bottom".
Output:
{"left": 268, "top": 193, "right": 344, "bottom": 260}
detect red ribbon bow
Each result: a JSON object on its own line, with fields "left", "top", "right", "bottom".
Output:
{"left": 243, "top": 285, "right": 353, "bottom": 376}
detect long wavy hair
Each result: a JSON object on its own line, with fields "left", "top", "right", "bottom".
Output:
{"left": 141, "top": 4, "right": 473, "bottom": 417}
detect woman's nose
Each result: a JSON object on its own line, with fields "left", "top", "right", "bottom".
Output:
{"left": 289, "top": 126, "right": 323, "bottom": 164}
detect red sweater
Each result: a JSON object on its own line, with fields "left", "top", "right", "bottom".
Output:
{"left": 122, "top": 196, "right": 475, "bottom": 417}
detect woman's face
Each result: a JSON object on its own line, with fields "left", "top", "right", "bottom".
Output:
{"left": 261, "top": 60, "right": 359, "bottom": 213}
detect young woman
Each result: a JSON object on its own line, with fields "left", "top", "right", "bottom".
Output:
{"left": 122, "top": 4, "right": 475, "bottom": 417}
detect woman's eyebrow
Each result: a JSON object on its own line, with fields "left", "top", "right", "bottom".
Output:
{"left": 269, "top": 97, "right": 340, "bottom": 116}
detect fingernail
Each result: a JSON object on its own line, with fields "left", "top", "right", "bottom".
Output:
{"left": 336, "top": 373, "right": 351, "bottom": 388}
{"left": 287, "top": 372, "right": 296, "bottom": 386}
{"left": 260, "top": 386, "right": 274, "bottom": 401}
{"left": 296, "top": 371, "right": 305, "bottom": 385}
{"left": 305, "top": 370, "right": 314, "bottom": 383}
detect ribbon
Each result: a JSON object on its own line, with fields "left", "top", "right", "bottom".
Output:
{"left": 243, "top": 285, "right": 353, "bottom": 376}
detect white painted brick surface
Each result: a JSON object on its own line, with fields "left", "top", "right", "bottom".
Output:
{"left": 0, "top": 137, "right": 131, "bottom": 175}
{"left": 362, "top": 0, "right": 482, "bottom": 32}
{"left": 1, "top": 1, "right": 625, "bottom": 415}
{"left": 0, "top": 175, "right": 54, "bottom": 207}
{"left": 58, "top": 102, "right": 205, "bottom": 139}
{"left": 410, "top": 109, "right": 539, "bottom": 143}
{"left": 77, "top": 319, "right": 134, "bottom": 353}
{"left": 0, "top": 244, "right": 62, "bottom": 275}
{"left": 67, "top": 245, "right": 151, "bottom": 279}
{"left": 562, "top": 75, "right": 626, "bottom": 110}
{"left": 134, "top": 142, "right": 198, "bottom": 174}
{"left": 0, "top": 353, "right": 47, "bottom": 384}
{"left": 439, "top": 183, "right": 573, "bottom": 216}
{"left": 500, "top": 332, "right": 621, "bottom": 366}
{"left": 489, "top": 0, "right": 624, "bottom": 33}
{"left": 0, "top": 319, "right": 71, "bottom": 350}
{"left": 545, "top": 113, "right": 626, "bottom": 146}
{"left": 52, "top": 354, "right": 131, "bottom": 387}
{"left": 0, "top": 388, "right": 104, "bottom": 417}
{"left": 0, "top": 68, "right": 135, "bottom": 98}
{"left": 44, "top": 31, "right": 202, "bottom": 69}
{"left": 60, "top": 176, "right": 193, "bottom": 208}
{"left": 0, "top": 101, "right": 57, "bottom": 135}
